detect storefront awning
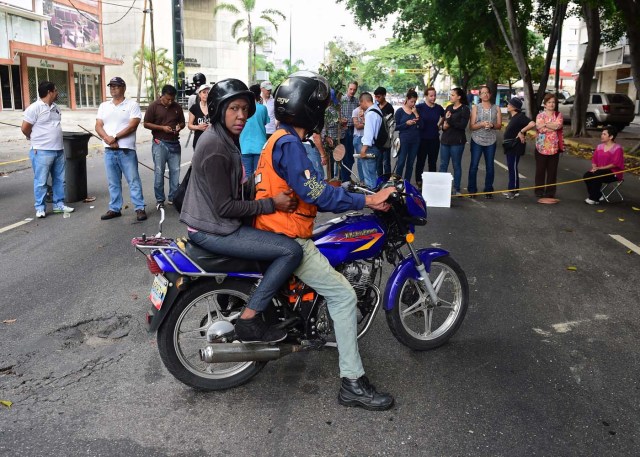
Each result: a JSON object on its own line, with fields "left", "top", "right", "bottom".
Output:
{"left": 10, "top": 41, "right": 123, "bottom": 66}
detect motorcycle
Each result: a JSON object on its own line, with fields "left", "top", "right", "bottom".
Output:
{"left": 132, "top": 174, "right": 469, "bottom": 391}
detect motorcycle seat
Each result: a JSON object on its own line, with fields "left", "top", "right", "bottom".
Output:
{"left": 185, "top": 241, "right": 269, "bottom": 274}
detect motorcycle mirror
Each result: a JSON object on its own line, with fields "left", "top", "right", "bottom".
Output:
{"left": 333, "top": 144, "right": 346, "bottom": 162}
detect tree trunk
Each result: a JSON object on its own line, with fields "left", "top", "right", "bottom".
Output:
{"left": 571, "top": 4, "right": 600, "bottom": 137}
{"left": 615, "top": 0, "right": 640, "bottom": 97}
{"left": 490, "top": 0, "right": 536, "bottom": 118}
{"left": 136, "top": 0, "right": 147, "bottom": 103}
{"left": 536, "top": 1, "right": 567, "bottom": 108}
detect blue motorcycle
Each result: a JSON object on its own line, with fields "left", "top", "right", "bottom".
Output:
{"left": 132, "top": 175, "right": 469, "bottom": 390}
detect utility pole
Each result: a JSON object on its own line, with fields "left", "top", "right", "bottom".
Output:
{"left": 136, "top": 0, "right": 148, "bottom": 103}
{"left": 149, "top": 0, "right": 158, "bottom": 100}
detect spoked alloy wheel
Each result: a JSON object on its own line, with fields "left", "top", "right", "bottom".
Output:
{"left": 387, "top": 255, "right": 469, "bottom": 350}
{"left": 157, "top": 279, "right": 265, "bottom": 390}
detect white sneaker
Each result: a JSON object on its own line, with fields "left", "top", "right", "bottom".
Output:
{"left": 36, "top": 210, "right": 46, "bottom": 218}
{"left": 53, "top": 205, "right": 75, "bottom": 213}
{"left": 585, "top": 198, "right": 599, "bottom": 205}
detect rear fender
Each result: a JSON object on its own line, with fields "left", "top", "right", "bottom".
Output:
{"left": 146, "top": 272, "right": 183, "bottom": 332}
{"left": 383, "top": 248, "right": 449, "bottom": 311}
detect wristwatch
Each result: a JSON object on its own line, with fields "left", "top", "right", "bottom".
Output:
{"left": 114, "top": 133, "right": 118, "bottom": 140}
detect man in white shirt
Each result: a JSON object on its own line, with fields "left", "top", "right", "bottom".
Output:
{"left": 21, "top": 81, "right": 74, "bottom": 218}
{"left": 95, "top": 77, "right": 146, "bottom": 221}
{"left": 260, "top": 80, "right": 276, "bottom": 138}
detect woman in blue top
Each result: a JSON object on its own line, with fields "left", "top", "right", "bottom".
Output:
{"left": 394, "top": 89, "right": 421, "bottom": 181}
{"left": 239, "top": 84, "right": 269, "bottom": 178}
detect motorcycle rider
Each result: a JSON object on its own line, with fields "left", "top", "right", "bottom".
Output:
{"left": 179, "top": 79, "right": 303, "bottom": 343}
{"left": 254, "top": 71, "right": 396, "bottom": 411}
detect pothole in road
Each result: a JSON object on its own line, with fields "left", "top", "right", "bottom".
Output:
{"left": 52, "top": 314, "right": 133, "bottom": 349}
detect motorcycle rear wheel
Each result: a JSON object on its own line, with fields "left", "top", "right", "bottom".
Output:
{"left": 157, "top": 278, "right": 266, "bottom": 390}
{"left": 386, "top": 255, "right": 469, "bottom": 350}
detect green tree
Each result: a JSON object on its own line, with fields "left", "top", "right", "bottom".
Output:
{"left": 318, "top": 38, "right": 363, "bottom": 94}
{"left": 214, "top": 0, "right": 286, "bottom": 82}
{"left": 239, "top": 26, "right": 275, "bottom": 84}
{"left": 133, "top": 46, "right": 174, "bottom": 102}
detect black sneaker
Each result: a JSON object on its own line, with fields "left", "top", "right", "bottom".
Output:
{"left": 338, "top": 376, "right": 394, "bottom": 411}
{"left": 101, "top": 210, "right": 122, "bottom": 220}
{"left": 234, "top": 315, "right": 287, "bottom": 343}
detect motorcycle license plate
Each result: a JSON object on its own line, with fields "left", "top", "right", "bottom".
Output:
{"left": 149, "top": 275, "right": 169, "bottom": 310}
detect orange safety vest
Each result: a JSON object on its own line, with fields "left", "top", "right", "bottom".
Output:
{"left": 254, "top": 129, "right": 318, "bottom": 239}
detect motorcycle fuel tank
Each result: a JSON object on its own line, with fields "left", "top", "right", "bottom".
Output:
{"left": 312, "top": 212, "right": 386, "bottom": 267}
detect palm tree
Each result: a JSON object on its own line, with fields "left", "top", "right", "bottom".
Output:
{"left": 239, "top": 26, "right": 275, "bottom": 83}
{"left": 282, "top": 58, "right": 305, "bottom": 74}
{"left": 133, "top": 46, "right": 174, "bottom": 101}
{"left": 214, "top": 0, "right": 285, "bottom": 81}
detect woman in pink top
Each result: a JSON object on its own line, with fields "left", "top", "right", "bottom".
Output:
{"left": 583, "top": 125, "right": 624, "bottom": 205}
{"left": 535, "top": 93, "right": 564, "bottom": 198}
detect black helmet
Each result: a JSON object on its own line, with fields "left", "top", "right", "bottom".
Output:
{"left": 274, "top": 71, "right": 330, "bottom": 134}
{"left": 192, "top": 73, "right": 206, "bottom": 86}
{"left": 207, "top": 78, "right": 256, "bottom": 125}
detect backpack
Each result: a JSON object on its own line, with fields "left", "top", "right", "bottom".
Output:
{"left": 371, "top": 108, "right": 394, "bottom": 149}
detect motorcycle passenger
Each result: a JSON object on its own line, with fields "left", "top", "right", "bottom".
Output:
{"left": 253, "top": 71, "right": 396, "bottom": 411}
{"left": 179, "top": 79, "right": 303, "bottom": 343}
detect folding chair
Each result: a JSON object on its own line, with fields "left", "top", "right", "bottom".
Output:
{"left": 600, "top": 179, "right": 624, "bottom": 202}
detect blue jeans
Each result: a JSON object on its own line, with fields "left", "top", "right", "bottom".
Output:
{"left": 417, "top": 138, "right": 440, "bottom": 180}
{"left": 468, "top": 140, "right": 497, "bottom": 193}
{"left": 303, "top": 143, "right": 325, "bottom": 180}
{"left": 340, "top": 128, "right": 355, "bottom": 181}
{"left": 506, "top": 153, "right": 521, "bottom": 191}
{"left": 104, "top": 148, "right": 145, "bottom": 211}
{"left": 241, "top": 154, "right": 260, "bottom": 179}
{"left": 395, "top": 141, "right": 419, "bottom": 182}
{"left": 188, "top": 226, "right": 303, "bottom": 313}
{"left": 360, "top": 145, "right": 380, "bottom": 189}
{"left": 152, "top": 140, "right": 181, "bottom": 203}
{"left": 439, "top": 143, "right": 465, "bottom": 192}
{"left": 30, "top": 149, "right": 65, "bottom": 211}
{"left": 294, "top": 239, "right": 364, "bottom": 379}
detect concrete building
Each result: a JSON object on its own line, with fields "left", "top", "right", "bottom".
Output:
{"left": 102, "top": 0, "right": 248, "bottom": 103}
{"left": 0, "top": 0, "right": 122, "bottom": 111}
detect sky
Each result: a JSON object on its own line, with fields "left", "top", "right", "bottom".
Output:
{"left": 260, "top": 0, "right": 396, "bottom": 70}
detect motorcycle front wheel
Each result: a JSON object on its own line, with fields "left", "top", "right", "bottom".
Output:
{"left": 386, "top": 255, "right": 469, "bottom": 350}
{"left": 157, "top": 278, "right": 266, "bottom": 390}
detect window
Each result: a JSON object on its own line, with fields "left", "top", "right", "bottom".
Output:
{"left": 9, "top": 14, "right": 40, "bottom": 45}
{"left": 591, "top": 95, "right": 602, "bottom": 104}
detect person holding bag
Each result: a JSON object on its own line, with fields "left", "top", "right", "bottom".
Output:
{"left": 501, "top": 98, "right": 535, "bottom": 199}
{"left": 534, "top": 93, "right": 563, "bottom": 199}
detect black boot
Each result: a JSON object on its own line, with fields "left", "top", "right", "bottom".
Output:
{"left": 338, "top": 375, "right": 394, "bottom": 411}
{"left": 234, "top": 315, "right": 287, "bottom": 343}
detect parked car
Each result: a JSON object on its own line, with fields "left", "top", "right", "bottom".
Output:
{"left": 557, "top": 92, "right": 635, "bottom": 131}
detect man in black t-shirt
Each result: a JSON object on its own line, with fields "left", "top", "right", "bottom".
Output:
{"left": 374, "top": 86, "right": 394, "bottom": 175}
{"left": 503, "top": 97, "right": 535, "bottom": 198}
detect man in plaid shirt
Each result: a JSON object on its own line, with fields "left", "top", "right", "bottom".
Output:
{"left": 340, "top": 81, "right": 359, "bottom": 181}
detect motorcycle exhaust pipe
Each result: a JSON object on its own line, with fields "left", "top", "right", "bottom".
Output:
{"left": 199, "top": 343, "right": 302, "bottom": 363}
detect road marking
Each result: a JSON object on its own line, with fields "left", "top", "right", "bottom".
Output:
{"left": 181, "top": 161, "right": 191, "bottom": 168}
{"left": 610, "top": 234, "right": 640, "bottom": 255}
{"left": 494, "top": 159, "right": 526, "bottom": 179}
{"left": 0, "top": 218, "right": 33, "bottom": 234}
{"left": 0, "top": 158, "right": 29, "bottom": 166}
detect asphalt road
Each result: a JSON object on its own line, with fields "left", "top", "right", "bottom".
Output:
{"left": 1, "top": 134, "right": 639, "bottom": 456}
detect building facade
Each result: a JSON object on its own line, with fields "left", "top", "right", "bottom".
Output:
{"left": 102, "top": 0, "right": 249, "bottom": 103}
{"left": 0, "top": 0, "right": 122, "bottom": 111}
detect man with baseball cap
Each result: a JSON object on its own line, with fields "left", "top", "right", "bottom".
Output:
{"left": 260, "top": 81, "right": 276, "bottom": 139}
{"left": 95, "top": 76, "right": 147, "bottom": 220}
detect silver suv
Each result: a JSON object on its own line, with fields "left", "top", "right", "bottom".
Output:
{"left": 558, "top": 92, "right": 635, "bottom": 131}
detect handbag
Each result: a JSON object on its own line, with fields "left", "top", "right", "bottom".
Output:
{"left": 172, "top": 165, "right": 191, "bottom": 213}
{"left": 535, "top": 132, "right": 546, "bottom": 152}
{"left": 502, "top": 137, "right": 521, "bottom": 150}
